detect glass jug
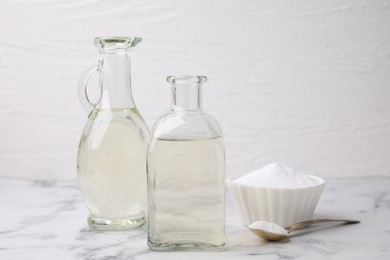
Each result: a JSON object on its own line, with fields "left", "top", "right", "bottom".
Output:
{"left": 147, "top": 76, "right": 226, "bottom": 251}
{"left": 77, "top": 37, "right": 150, "bottom": 231}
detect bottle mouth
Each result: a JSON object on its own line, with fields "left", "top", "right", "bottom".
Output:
{"left": 94, "top": 36, "right": 142, "bottom": 51}
{"left": 167, "top": 75, "right": 207, "bottom": 85}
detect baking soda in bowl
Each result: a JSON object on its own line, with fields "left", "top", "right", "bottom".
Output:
{"left": 233, "top": 163, "right": 323, "bottom": 188}
{"left": 228, "top": 163, "right": 325, "bottom": 227}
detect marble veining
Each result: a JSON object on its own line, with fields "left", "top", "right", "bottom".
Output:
{"left": 0, "top": 177, "right": 389, "bottom": 259}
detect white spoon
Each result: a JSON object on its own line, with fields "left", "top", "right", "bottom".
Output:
{"left": 248, "top": 219, "right": 360, "bottom": 241}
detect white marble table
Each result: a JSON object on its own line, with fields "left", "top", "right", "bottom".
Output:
{"left": 0, "top": 177, "right": 389, "bottom": 259}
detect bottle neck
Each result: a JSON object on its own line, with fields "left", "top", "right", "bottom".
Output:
{"left": 171, "top": 84, "right": 202, "bottom": 111}
{"left": 99, "top": 50, "right": 135, "bottom": 109}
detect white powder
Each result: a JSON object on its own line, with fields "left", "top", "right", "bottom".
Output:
{"left": 248, "top": 221, "right": 288, "bottom": 235}
{"left": 234, "top": 163, "right": 321, "bottom": 188}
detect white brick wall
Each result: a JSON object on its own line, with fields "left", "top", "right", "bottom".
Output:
{"left": 1, "top": 0, "right": 389, "bottom": 180}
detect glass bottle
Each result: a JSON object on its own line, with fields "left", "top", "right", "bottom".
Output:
{"left": 147, "top": 76, "right": 226, "bottom": 251}
{"left": 77, "top": 37, "right": 150, "bottom": 231}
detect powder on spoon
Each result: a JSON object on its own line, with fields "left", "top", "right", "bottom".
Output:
{"left": 248, "top": 221, "right": 288, "bottom": 236}
{"left": 234, "top": 163, "right": 320, "bottom": 188}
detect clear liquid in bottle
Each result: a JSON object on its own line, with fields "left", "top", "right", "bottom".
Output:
{"left": 78, "top": 108, "right": 149, "bottom": 230}
{"left": 147, "top": 136, "right": 225, "bottom": 250}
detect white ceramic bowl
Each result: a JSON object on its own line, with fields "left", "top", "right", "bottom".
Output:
{"left": 227, "top": 175, "right": 325, "bottom": 228}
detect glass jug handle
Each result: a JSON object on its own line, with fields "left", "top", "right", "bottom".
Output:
{"left": 78, "top": 61, "right": 102, "bottom": 115}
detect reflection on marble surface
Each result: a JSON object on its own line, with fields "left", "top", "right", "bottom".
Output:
{"left": 0, "top": 177, "right": 389, "bottom": 259}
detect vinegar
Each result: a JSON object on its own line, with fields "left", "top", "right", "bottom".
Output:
{"left": 147, "top": 136, "right": 226, "bottom": 250}
{"left": 77, "top": 109, "right": 149, "bottom": 229}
